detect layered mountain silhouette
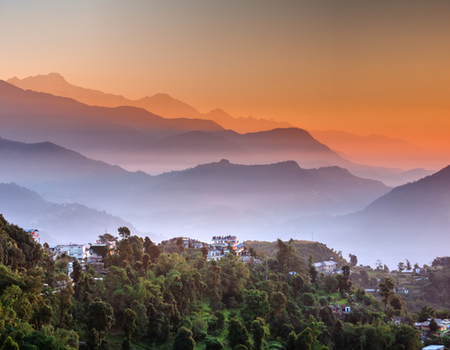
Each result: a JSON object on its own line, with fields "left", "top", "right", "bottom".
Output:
{"left": 0, "top": 80, "right": 223, "bottom": 159}
{"left": 138, "top": 128, "right": 429, "bottom": 186}
{"left": 284, "top": 164, "right": 450, "bottom": 267}
{"left": 1, "top": 79, "right": 432, "bottom": 186}
{"left": 7, "top": 73, "right": 292, "bottom": 133}
{"left": 0, "top": 183, "right": 140, "bottom": 244}
{"left": 0, "top": 137, "right": 391, "bottom": 243}
{"left": 310, "top": 130, "right": 443, "bottom": 171}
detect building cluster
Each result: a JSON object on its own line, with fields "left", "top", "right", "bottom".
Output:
{"left": 208, "top": 235, "right": 246, "bottom": 260}
{"left": 415, "top": 318, "right": 450, "bottom": 336}
{"left": 41, "top": 231, "right": 252, "bottom": 267}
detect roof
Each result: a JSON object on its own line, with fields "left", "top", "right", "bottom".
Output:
{"left": 313, "top": 261, "right": 336, "bottom": 267}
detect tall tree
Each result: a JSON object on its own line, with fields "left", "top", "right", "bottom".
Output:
{"left": 379, "top": 277, "right": 395, "bottom": 309}
{"left": 172, "top": 327, "right": 195, "bottom": 350}
{"left": 308, "top": 254, "right": 318, "bottom": 284}
{"left": 405, "top": 259, "right": 412, "bottom": 271}
{"left": 54, "top": 273, "right": 74, "bottom": 328}
{"left": 251, "top": 317, "right": 266, "bottom": 350}
{"left": 227, "top": 318, "right": 252, "bottom": 350}
{"left": 118, "top": 226, "right": 131, "bottom": 240}
{"left": 349, "top": 254, "right": 358, "bottom": 267}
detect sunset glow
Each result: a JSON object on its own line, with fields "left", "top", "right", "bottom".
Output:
{"left": 2, "top": 0, "right": 450, "bottom": 150}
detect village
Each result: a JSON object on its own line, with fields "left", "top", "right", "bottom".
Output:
{"left": 25, "top": 227, "right": 449, "bottom": 349}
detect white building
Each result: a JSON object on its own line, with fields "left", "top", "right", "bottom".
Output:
{"left": 207, "top": 235, "right": 245, "bottom": 260}
{"left": 51, "top": 244, "right": 89, "bottom": 260}
{"left": 313, "top": 261, "right": 337, "bottom": 274}
{"left": 87, "top": 240, "right": 116, "bottom": 263}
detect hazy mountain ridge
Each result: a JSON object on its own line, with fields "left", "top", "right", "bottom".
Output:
{"left": 284, "top": 165, "right": 450, "bottom": 267}
{"left": 1, "top": 80, "right": 432, "bottom": 186}
{"left": 310, "top": 129, "right": 444, "bottom": 171}
{"left": 0, "top": 137, "right": 391, "bottom": 244}
{"left": 0, "top": 80, "right": 223, "bottom": 159}
{"left": 7, "top": 73, "right": 292, "bottom": 133}
{"left": 0, "top": 182, "right": 140, "bottom": 244}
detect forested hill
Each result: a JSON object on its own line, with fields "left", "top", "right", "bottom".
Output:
{"left": 244, "top": 240, "right": 348, "bottom": 265}
{"left": 0, "top": 214, "right": 426, "bottom": 350}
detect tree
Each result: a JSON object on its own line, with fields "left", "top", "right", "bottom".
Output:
{"left": 142, "top": 253, "right": 150, "bottom": 273}
{"left": 1, "top": 337, "right": 19, "bottom": 350}
{"left": 122, "top": 339, "right": 132, "bottom": 350}
{"left": 271, "top": 292, "right": 287, "bottom": 316}
{"left": 118, "top": 226, "right": 131, "bottom": 240}
{"left": 376, "top": 260, "right": 383, "bottom": 271}
{"left": 349, "top": 254, "right": 358, "bottom": 267}
{"left": 429, "top": 318, "right": 439, "bottom": 334}
{"left": 359, "top": 270, "right": 369, "bottom": 285}
{"left": 398, "top": 262, "right": 405, "bottom": 273}
{"left": 173, "top": 327, "right": 195, "bottom": 350}
{"left": 405, "top": 259, "right": 411, "bottom": 271}
{"left": 248, "top": 247, "right": 257, "bottom": 258}
{"left": 379, "top": 277, "right": 395, "bottom": 309}
{"left": 337, "top": 266, "right": 351, "bottom": 294}
{"left": 227, "top": 318, "right": 252, "bottom": 350}
{"left": 205, "top": 336, "right": 223, "bottom": 350}
{"left": 276, "top": 239, "right": 302, "bottom": 273}
{"left": 389, "top": 294, "right": 404, "bottom": 314}
{"left": 201, "top": 246, "right": 209, "bottom": 259}
{"left": 290, "top": 274, "right": 305, "bottom": 299}
{"left": 241, "top": 289, "right": 270, "bottom": 324}
{"left": 123, "top": 308, "right": 137, "bottom": 339}
{"left": 71, "top": 259, "right": 82, "bottom": 285}
{"left": 308, "top": 254, "right": 318, "bottom": 284}
{"left": 148, "top": 244, "right": 161, "bottom": 262}
{"left": 54, "top": 273, "right": 75, "bottom": 328}
{"left": 86, "top": 298, "right": 114, "bottom": 347}
{"left": 251, "top": 318, "right": 266, "bottom": 350}
{"left": 302, "top": 293, "right": 316, "bottom": 307}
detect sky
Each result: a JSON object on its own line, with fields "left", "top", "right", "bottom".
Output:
{"left": 1, "top": 0, "right": 450, "bottom": 150}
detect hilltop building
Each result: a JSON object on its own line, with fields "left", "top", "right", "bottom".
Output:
{"left": 88, "top": 238, "right": 116, "bottom": 263}
{"left": 208, "top": 235, "right": 245, "bottom": 260}
{"left": 49, "top": 244, "right": 89, "bottom": 260}
{"left": 25, "top": 229, "right": 39, "bottom": 242}
{"left": 313, "top": 260, "right": 337, "bottom": 274}
{"left": 168, "top": 237, "right": 205, "bottom": 249}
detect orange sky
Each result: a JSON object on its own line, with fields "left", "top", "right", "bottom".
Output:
{"left": 1, "top": 0, "right": 450, "bottom": 150}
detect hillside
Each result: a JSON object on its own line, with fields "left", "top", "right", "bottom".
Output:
{"left": 284, "top": 164, "right": 450, "bottom": 268}
{"left": 244, "top": 240, "right": 348, "bottom": 266}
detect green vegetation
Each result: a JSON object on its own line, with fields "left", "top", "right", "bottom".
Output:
{"left": 2, "top": 214, "right": 447, "bottom": 349}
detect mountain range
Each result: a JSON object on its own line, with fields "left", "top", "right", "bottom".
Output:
{"left": 310, "top": 130, "right": 444, "bottom": 171}
{"left": 0, "top": 80, "right": 222, "bottom": 158}
{"left": 0, "top": 182, "right": 140, "bottom": 244}
{"left": 2, "top": 134, "right": 449, "bottom": 267}
{"left": 284, "top": 164, "right": 450, "bottom": 267}
{"left": 9, "top": 73, "right": 447, "bottom": 172}
{"left": 3, "top": 77, "right": 436, "bottom": 186}
{"left": 7, "top": 73, "right": 292, "bottom": 133}
{"left": 0, "top": 137, "right": 391, "bottom": 243}
{"left": 2, "top": 73, "right": 448, "bottom": 267}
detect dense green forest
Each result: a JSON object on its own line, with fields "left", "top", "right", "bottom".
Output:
{"left": 2, "top": 213, "right": 450, "bottom": 349}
